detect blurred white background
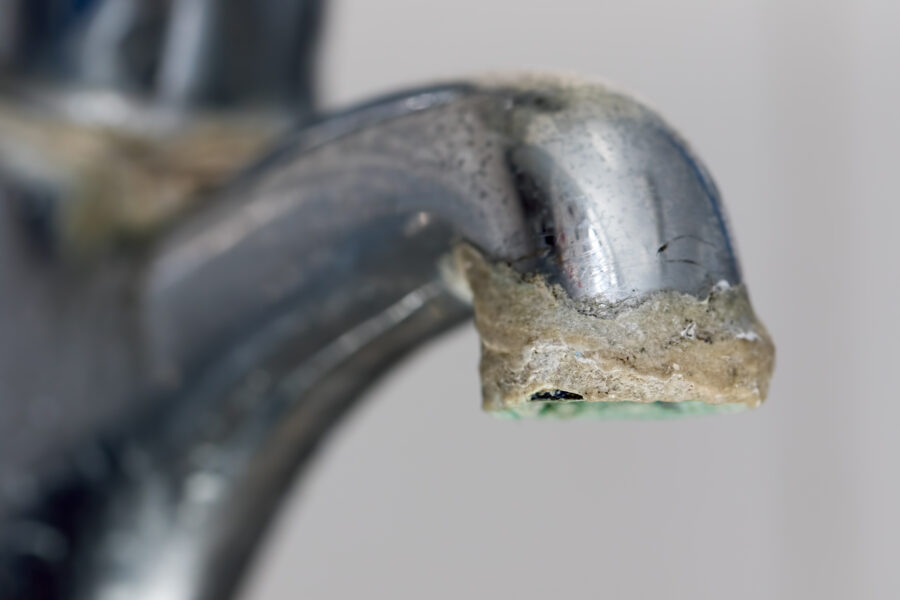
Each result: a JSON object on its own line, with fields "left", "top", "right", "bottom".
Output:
{"left": 241, "top": 1, "right": 899, "bottom": 598}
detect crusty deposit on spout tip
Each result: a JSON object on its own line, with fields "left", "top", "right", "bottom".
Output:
{"left": 453, "top": 244, "right": 775, "bottom": 418}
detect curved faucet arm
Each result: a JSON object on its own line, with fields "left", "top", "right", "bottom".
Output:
{"left": 145, "top": 84, "right": 522, "bottom": 375}
{"left": 0, "top": 77, "right": 765, "bottom": 600}
{"left": 145, "top": 77, "right": 741, "bottom": 377}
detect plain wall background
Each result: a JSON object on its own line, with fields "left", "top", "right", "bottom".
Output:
{"left": 241, "top": 1, "right": 899, "bottom": 598}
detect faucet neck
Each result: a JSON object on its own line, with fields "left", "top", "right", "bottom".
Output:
{"left": 0, "top": 76, "right": 751, "bottom": 600}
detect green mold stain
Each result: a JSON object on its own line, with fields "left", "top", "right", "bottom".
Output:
{"left": 492, "top": 400, "right": 749, "bottom": 420}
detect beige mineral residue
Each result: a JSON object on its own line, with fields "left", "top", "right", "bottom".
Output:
{"left": 454, "top": 244, "right": 775, "bottom": 414}
{"left": 0, "top": 99, "right": 278, "bottom": 255}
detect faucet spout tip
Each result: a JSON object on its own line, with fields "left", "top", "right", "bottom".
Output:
{"left": 455, "top": 244, "right": 774, "bottom": 419}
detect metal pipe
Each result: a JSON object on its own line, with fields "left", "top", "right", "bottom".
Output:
{"left": 0, "top": 2, "right": 774, "bottom": 598}
{"left": 0, "top": 75, "right": 773, "bottom": 600}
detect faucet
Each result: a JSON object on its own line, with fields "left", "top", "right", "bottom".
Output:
{"left": 0, "top": 1, "right": 774, "bottom": 599}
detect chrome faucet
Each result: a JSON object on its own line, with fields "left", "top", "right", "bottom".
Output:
{"left": 0, "top": 2, "right": 774, "bottom": 599}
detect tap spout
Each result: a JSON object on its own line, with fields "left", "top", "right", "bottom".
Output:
{"left": 0, "top": 75, "right": 773, "bottom": 600}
